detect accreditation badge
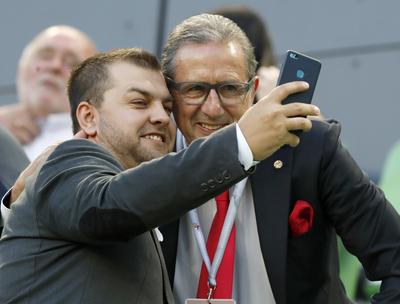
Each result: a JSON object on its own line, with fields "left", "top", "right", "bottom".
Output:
{"left": 185, "top": 299, "right": 236, "bottom": 304}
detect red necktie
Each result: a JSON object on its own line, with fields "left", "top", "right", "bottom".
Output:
{"left": 196, "top": 191, "right": 236, "bottom": 299}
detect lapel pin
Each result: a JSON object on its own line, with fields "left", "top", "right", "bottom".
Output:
{"left": 273, "top": 160, "right": 283, "bottom": 169}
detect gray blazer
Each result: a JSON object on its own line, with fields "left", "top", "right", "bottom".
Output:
{"left": 0, "top": 125, "right": 248, "bottom": 304}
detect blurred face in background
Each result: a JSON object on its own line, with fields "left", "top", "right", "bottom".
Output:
{"left": 17, "top": 26, "right": 96, "bottom": 116}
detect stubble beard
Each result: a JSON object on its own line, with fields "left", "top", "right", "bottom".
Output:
{"left": 98, "top": 117, "right": 165, "bottom": 169}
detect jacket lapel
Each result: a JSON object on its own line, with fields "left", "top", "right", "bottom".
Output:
{"left": 250, "top": 146, "right": 293, "bottom": 304}
{"left": 159, "top": 220, "right": 180, "bottom": 285}
{"left": 151, "top": 230, "right": 175, "bottom": 303}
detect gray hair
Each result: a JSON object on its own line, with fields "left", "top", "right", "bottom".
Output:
{"left": 161, "top": 13, "right": 257, "bottom": 79}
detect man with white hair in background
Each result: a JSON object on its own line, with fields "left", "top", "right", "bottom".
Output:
{"left": 0, "top": 25, "right": 96, "bottom": 159}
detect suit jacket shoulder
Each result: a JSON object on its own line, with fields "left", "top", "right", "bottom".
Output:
{"left": 289, "top": 119, "right": 400, "bottom": 303}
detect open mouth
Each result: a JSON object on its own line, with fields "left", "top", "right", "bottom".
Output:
{"left": 198, "top": 122, "right": 227, "bottom": 131}
{"left": 142, "top": 134, "right": 165, "bottom": 143}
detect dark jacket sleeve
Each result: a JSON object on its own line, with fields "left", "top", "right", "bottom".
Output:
{"left": 33, "top": 125, "right": 249, "bottom": 243}
{"left": 317, "top": 120, "right": 400, "bottom": 302}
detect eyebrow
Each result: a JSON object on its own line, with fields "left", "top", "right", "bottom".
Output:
{"left": 126, "top": 86, "right": 173, "bottom": 103}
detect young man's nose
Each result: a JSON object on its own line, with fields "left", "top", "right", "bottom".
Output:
{"left": 150, "top": 103, "right": 171, "bottom": 125}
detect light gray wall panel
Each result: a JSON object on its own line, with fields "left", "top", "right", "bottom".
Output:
{"left": 0, "top": 0, "right": 399, "bottom": 178}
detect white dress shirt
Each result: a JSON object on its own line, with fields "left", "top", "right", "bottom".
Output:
{"left": 173, "top": 126, "right": 276, "bottom": 303}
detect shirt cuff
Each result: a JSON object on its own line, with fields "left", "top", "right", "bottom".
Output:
{"left": 235, "top": 124, "right": 259, "bottom": 171}
{"left": 1, "top": 188, "right": 12, "bottom": 227}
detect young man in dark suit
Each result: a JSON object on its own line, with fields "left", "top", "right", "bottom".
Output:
{"left": 160, "top": 14, "right": 400, "bottom": 304}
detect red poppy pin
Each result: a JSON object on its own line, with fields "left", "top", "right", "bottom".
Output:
{"left": 289, "top": 200, "right": 314, "bottom": 237}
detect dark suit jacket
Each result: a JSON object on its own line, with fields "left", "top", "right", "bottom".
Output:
{"left": 161, "top": 120, "right": 400, "bottom": 304}
{"left": 0, "top": 126, "right": 249, "bottom": 303}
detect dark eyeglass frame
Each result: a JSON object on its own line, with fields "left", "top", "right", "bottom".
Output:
{"left": 166, "top": 77, "right": 255, "bottom": 106}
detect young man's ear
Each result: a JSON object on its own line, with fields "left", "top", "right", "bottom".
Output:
{"left": 76, "top": 101, "right": 98, "bottom": 138}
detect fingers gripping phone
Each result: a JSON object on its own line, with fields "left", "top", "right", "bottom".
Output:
{"left": 277, "top": 50, "right": 321, "bottom": 104}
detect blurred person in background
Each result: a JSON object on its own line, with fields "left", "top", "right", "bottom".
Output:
{"left": 0, "top": 25, "right": 96, "bottom": 160}
{"left": 210, "top": 4, "right": 279, "bottom": 101}
{"left": 0, "top": 126, "right": 29, "bottom": 234}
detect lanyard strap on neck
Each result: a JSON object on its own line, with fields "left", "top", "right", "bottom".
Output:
{"left": 189, "top": 178, "right": 247, "bottom": 287}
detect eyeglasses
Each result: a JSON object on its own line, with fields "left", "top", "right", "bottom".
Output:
{"left": 166, "top": 77, "right": 255, "bottom": 106}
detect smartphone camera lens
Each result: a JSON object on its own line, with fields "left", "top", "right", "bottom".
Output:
{"left": 296, "top": 69, "right": 305, "bottom": 79}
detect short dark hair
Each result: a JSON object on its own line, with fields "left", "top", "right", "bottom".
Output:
{"left": 210, "top": 5, "right": 277, "bottom": 68}
{"left": 68, "top": 48, "right": 161, "bottom": 134}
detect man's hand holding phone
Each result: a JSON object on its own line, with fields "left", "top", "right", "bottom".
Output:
{"left": 238, "top": 81, "right": 320, "bottom": 161}
{"left": 277, "top": 50, "right": 321, "bottom": 105}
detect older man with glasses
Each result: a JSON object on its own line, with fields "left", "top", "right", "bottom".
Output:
{"left": 160, "top": 13, "right": 400, "bottom": 304}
